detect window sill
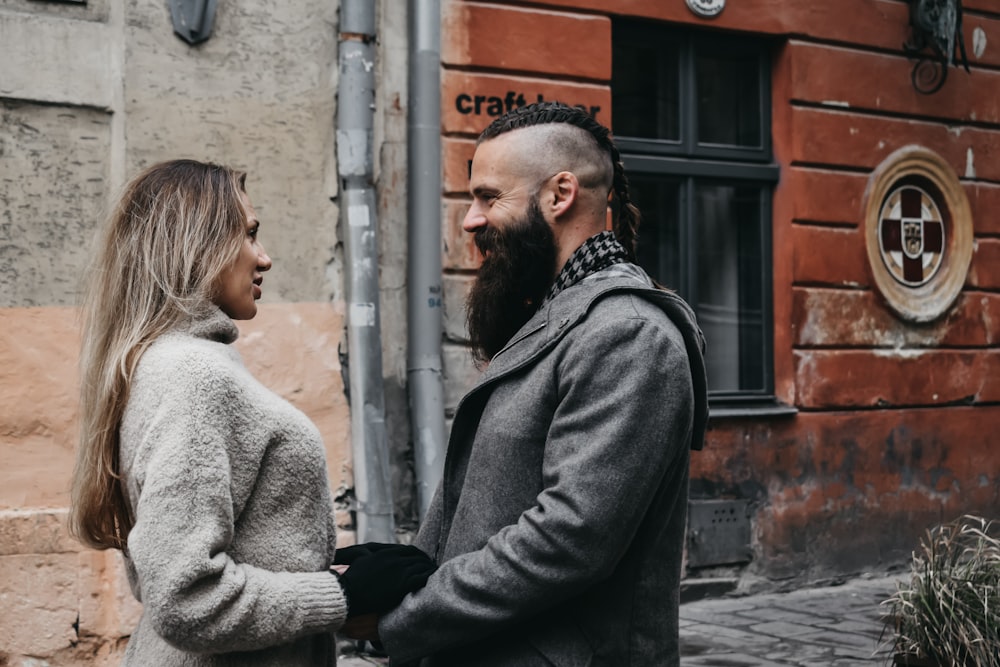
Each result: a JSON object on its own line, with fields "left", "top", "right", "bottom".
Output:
{"left": 708, "top": 401, "right": 798, "bottom": 420}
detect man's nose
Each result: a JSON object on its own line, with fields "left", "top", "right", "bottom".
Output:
{"left": 462, "top": 202, "right": 487, "bottom": 233}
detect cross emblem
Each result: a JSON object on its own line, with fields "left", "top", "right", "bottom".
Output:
{"left": 878, "top": 185, "right": 945, "bottom": 287}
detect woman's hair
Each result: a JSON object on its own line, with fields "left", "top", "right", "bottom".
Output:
{"left": 70, "top": 159, "right": 249, "bottom": 551}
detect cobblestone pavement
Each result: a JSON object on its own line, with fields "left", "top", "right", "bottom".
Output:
{"left": 679, "top": 573, "right": 904, "bottom": 667}
{"left": 339, "top": 573, "right": 906, "bottom": 666}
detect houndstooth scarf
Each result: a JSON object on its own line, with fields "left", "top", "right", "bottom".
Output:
{"left": 545, "top": 231, "right": 630, "bottom": 304}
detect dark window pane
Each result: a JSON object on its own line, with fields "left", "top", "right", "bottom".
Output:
{"left": 612, "top": 39, "right": 680, "bottom": 141}
{"left": 694, "top": 183, "right": 765, "bottom": 392}
{"left": 629, "top": 175, "right": 683, "bottom": 293}
{"left": 612, "top": 20, "right": 774, "bottom": 401}
{"left": 695, "top": 50, "right": 761, "bottom": 148}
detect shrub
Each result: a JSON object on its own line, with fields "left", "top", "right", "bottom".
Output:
{"left": 881, "top": 515, "right": 1000, "bottom": 666}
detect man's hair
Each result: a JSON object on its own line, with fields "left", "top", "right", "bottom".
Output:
{"left": 478, "top": 101, "right": 641, "bottom": 261}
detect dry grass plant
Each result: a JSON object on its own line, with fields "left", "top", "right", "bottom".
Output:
{"left": 880, "top": 514, "right": 1000, "bottom": 666}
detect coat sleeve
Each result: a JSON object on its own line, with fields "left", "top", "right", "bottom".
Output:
{"left": 379, "top": 298, "right": 695, "bottom": 662}
{"left": 124, "top": 345, "right": 347, "bottom": 653}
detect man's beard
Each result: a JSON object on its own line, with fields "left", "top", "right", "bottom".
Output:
{"left": 466, "top": 199, "right": 557, "bottom": 366}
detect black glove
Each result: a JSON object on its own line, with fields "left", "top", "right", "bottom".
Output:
{"left": 336, "top": 544, "right": 437, "bottom": 617}
{"left": 333, "top": 541, "right": 399, "bottom": 566}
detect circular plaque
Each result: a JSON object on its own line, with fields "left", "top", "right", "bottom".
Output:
{"left": 863, "top": 146, "right": 973, "bottom": 322}
{"left": 877, "top": 185, "right": 945, "bottom": 287}
{"left": 686, "top": 0, "right": 726, "bottom": 18}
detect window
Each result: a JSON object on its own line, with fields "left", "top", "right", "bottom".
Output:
{"left": 613, "top": 21, "right": 785, "bottom": 413}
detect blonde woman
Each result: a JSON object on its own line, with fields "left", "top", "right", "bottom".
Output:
{"left": 70, "top": 159, "right": 434, "bottom": 666}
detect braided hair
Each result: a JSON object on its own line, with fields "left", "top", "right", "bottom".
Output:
{"left": 478, "top": 101, "right": 642, "bottom": 262}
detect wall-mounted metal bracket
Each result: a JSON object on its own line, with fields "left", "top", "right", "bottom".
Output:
{"left": 169, "top": 0, "right": 218, "bottom": 45}
{"left": 904, "top": 0, "right": 970, "bottom": 94}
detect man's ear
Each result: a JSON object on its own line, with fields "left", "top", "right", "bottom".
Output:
{"left": 548, "top": 171, "right": 579, "bottom": 219}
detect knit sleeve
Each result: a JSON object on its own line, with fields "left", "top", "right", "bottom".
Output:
{"left": 123, "top": 341, "right": 348, "bottom": 653}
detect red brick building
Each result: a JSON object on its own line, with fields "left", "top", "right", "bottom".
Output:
{"left": 3, "top": 2, "right": 998, "bottom": 662}
{"left": 440, "top": 0, "right": 1000, "bottom": 586}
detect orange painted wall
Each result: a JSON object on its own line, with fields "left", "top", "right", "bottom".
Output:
{"left": 445, "top": 0, "right": 1000, "bottom": 582}
{"left": 0, "top": 303, "right": 352, "bottom": 662}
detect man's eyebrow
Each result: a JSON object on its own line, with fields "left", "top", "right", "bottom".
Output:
{"left": 470, "top": 185, "right": 498, "bottom": 198}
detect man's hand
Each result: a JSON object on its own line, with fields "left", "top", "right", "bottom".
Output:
{"left": 340, "top": 613, "right": 381, "bottom": 641}
{"left": 335, "top": 544, "right": 436, "bottom": 616}
{"left": 334, "top": 542, "right": 398, "bottom": 566}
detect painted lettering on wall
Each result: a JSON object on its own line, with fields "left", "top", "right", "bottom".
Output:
{"left": 455, "top": 91, "right": 602, "bottom": 120}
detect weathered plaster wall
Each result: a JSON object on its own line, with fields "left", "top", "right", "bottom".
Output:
{"left": 121, "top": 0, "right": 340, "bottom": 303}
{"left": 0, "top": 0, "right": 411, "bottom": 663}
{"left": 0, "top": 102, "right": 110, "bottom": 308}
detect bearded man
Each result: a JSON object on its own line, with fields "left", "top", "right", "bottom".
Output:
{"left": 342, "top": 101, "right": 708, "bottom": 666}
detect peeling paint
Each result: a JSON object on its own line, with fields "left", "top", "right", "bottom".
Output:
{"left": 973, "top": 26, "right": 987, "bottom": 59}
{"left": 871, "top": 348, "right": 927, "bottom": 359}
{"left": 982, "top": 296, "right": 997, "bottom": 344}
{"left": 965, "top": 147, "right": 976, "bottom": 179}
{"left": 821, "top": 100, "right": 850, "bottom": 108}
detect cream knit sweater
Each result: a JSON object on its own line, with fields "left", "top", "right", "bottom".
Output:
{"left": 118, "top": 307, "right": 347, "bottom": 666}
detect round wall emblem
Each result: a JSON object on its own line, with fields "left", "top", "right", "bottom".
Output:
{"left": 877, "top": 185, "right": 944, "bottom": 287}
{"left": 863, "top": 146, "right": 973, "bottom": 322}
{"left": 686, "top": 0, "right": 726, "bottom": 18}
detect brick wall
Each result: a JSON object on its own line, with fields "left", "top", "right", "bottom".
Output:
{"left": 443, "top": 0, "right": 1000, "bottom": 584}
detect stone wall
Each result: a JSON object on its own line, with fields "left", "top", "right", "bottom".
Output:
{"left": 0, "top": 1, "right": 413, "bottom": 663}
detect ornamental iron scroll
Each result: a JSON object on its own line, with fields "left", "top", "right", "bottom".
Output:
{"left": 169, "top": 0, "right": 218, "bottom": 45}
{"left": 904, "top": 0, "right": 970, "bottom": 94}
{"left": 863, "top": 146, "right": 973, "bottom": 323}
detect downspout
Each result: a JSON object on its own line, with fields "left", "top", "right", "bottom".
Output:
{"left": 338, "top": 0, "right": 395, "bottom": 543}
{"left": 407, "top": 0, "right": 446, "bottom": 519}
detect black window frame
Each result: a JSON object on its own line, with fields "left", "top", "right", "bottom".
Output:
{"left": 613, "top": 21, "right": 794, "bottom": 418}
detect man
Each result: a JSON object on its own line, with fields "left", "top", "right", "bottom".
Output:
{"left": 345, "top": 101, "right": 708, "bottom": 666}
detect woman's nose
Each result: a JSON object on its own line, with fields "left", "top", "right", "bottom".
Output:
{"left": 258, "top": 247, "right": 272, "bottom": 271}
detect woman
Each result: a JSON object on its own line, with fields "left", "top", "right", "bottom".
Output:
{"left": 69, "top": 159, "right": 433, "bottom": 665}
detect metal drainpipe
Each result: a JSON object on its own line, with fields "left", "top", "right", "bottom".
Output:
{"left": 337, "top": 0, "right": 395, "bottom": 543}
{"left": 407, "top": 0, "right": 446, "bottom": 519}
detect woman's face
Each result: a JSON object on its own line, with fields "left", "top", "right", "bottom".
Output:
{"left": 214, "top": 191, "right": 272, "bottom": 320}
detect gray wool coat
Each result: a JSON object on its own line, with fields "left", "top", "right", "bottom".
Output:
{"left": 379, "top": 263, "right": 708, "bottom": 666}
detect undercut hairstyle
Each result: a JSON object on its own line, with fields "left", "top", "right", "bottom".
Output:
{"left": 70, "top": 159, "right": 249, "bottom": 552}
{"left": 478, "top": 101, "right": 642, "bottom": 261}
